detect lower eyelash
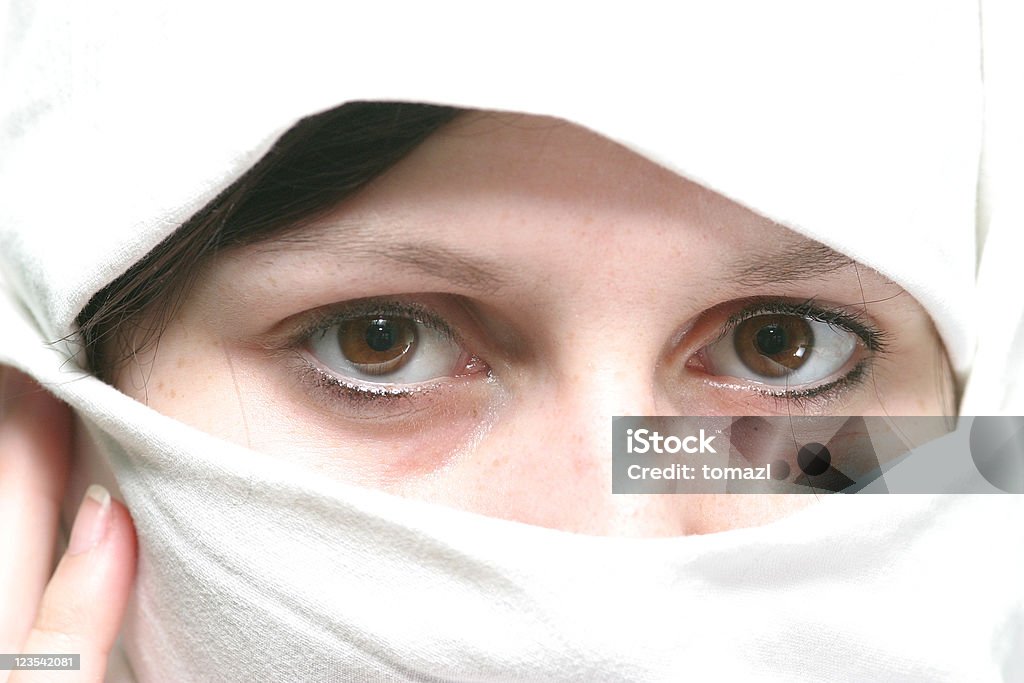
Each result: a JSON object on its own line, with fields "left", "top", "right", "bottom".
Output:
{"left": 754, "top": 360, "right": 870, "bottom": 409}
{"left": 707, "top": 298, "right": 887, "bottom": 407}
{"left": 297, "top": 357, "right": 429, "bottom": 406}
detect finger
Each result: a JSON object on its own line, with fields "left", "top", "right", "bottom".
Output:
{"left": 11, "top": 485, "right": 137, "bottom": 683}
{"left": 0, "top": 367, "right": 71, "bottom": 653}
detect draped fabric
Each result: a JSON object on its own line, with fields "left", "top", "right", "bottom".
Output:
{"left": 1, "top": 2, "right": 1021, "bottom": 680}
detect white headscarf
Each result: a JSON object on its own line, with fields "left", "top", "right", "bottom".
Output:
{"left": 1, "top": 2, "right": 1021, "bottom": 680}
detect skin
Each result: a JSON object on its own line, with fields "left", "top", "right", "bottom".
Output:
{"left": 1, "top": 114, "right": 953, "bottom": 678}
{"left": 115, "top": 113, "right": 955, "bottom": 535}
{"left": 0, "top": 368, "right": 135, "bottom": 683}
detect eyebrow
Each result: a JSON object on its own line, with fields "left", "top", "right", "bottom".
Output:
{"left": 264, "top": 222, "right": 512, "bottom": 294}
{"left": 256, "top": 219, "right": 855, "bottom": 294}
{"left": 364, "top": 241, "right": 510, "bottom": 292}
{"left": 726, "top": 238, "right": 857, "bottom": 288}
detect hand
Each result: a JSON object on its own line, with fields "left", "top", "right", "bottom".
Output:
{"left": 0, "top": 367, "right": 137, "bottom": 683}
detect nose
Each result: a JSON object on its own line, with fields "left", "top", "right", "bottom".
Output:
{"left": 462, "top": 352, "right": 718, "bottom": 536}
{"left": 460, "top": 348, "right": 819, "bottom": 536}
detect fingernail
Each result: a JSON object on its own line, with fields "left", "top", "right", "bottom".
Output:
{"left": 68, "top": 484, "right": 112, "bottom": 556}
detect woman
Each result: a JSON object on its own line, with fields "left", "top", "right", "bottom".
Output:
{"left": 1, "top": 2, "right": 1021, "bottom": 681}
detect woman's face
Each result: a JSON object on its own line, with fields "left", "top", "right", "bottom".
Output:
{"left": 112, "top": 113, "right": 954, "bottom": 535}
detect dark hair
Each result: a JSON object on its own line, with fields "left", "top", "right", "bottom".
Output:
{"left": 76, "top": 102, "right": 461, "bottom": 381}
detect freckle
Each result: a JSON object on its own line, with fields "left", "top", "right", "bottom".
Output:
{"left": 177, "top": 357, "right": 186, "bottom": 368}
{"left": 157, "top": 381, "right": 165, "bottom": 390}
{"left": 169, "top": 389, "right": 178, "bottom": 398}
{"left": 267, "top": 276, "right": 278, "bottom": 286}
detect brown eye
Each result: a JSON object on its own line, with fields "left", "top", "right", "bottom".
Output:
{"left": 307, "top": 305, "right": 476, "bottom": 386}
{"left": 733, "top": 314, "right": 814, "bottom": 378}
{"left": 696, "top": 305, "right": 861, "bottom": 388}
{"left": 337, "top": 317, "right": 417, "bottom": 376}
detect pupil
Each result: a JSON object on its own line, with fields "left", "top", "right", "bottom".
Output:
{"left": 755, "top": 325, "right": 787, "bottom": 356}
{"left": 365, "top": 319, "right": 396, "bottom": 352}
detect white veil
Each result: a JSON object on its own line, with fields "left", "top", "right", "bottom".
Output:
{"left": 1, "top": 2, "right": 1021, "bottom": 680}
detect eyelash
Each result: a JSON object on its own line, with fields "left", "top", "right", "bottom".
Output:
{"left": 720, "top": 298, "right": 889, "bottom": 353}
{"left": 706, "top": 298, "right": 889, "bottom": 407}
{"left": 289, "top": 299, "right": 475, "bottom": 405}
{"left": 752, "top": 361, "right": 870, "bottom": 409}
{"left": 293, "top": 300, "right": 459, "bottom": 345}
{"left": 299, "top": 362, "right": 436, "bottom": 406}
{"left": 285, "top": 296, "right": 890, "bottom": 408}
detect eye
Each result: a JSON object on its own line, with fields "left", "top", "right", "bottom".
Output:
{"left": 693, "top": 303, "right": 874, "bottom": 389}
{"left": 335, "top": 316, "right": 418, "bottom": 376}
{"left": 304, "top": 305, "right": 479, "bottom": 386}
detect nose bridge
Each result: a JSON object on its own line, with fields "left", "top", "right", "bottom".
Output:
{"left": 584, "top": 372, "right": 715, "bottom": 534}
{"left": 481, "top": 346, "right": 698, "bottom": 536}
{"left": 560, "top": 364, "right": 648, "bottom": 483}
{"left": 474, "top": 269, "right": 700, "bottom": 534}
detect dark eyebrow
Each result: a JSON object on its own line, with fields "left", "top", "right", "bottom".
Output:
{"left": 263, "top": 223, "right": 512, "bottom": 294}
{"left": 726, "top": 238, "right": 857, "bottom": 288}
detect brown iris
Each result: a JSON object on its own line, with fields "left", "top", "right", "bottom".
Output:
{"left": 733, "top": 314, "right": 813, "bottom": 378}
{"left": 337, "top": 316, "right": 417, "bottom": 376}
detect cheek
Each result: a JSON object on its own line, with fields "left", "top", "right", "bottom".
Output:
{"left": 113, "top": 326, "right": 243, "bottom": 436}
{"left": 423, "top": 392, "right": 612, "bottom": 528}
{"left": 118, "top": 323, "right": 503, "bottom": 489}
{"left": 250, "top": 374, "right": 502, "bottom": 488}
{"left": 117, "top": 329, "right": 619, "bottom": 532}
{"left": 111, "top": 304, "right": 954, "bottom": 537}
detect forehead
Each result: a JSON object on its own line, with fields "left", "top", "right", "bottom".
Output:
{"left": 246, "top": 111, "right": 857, "bottom": 296}
{"left": 187, "top": 109, "right": 918, "bottom": 379}
{"left": 359, "top": 111, "right": 762, "bottom": 225}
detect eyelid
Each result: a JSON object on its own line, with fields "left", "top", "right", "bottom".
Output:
{"left": 277, "top": 351, "right": 481, "bottom": 422}
{"left": 676, "top": 297, "right": 890, "bottom": 407}
{"left": 299, "top": 358, "right": 444, "bottom": 405}
{"left": 719, "top": 298, "right": 889, "bottom": 353}
{"left": 742, "top": 361, "right": 870, "bottom": 408}
{"left": 236, "top": 297, "right": 486, "bottom": 424}
{"left": 677, "top": 297, "right": 890, "bottom": 359}
{"left": 259, "top": 295, "right": 472, "bottom": 355}
{"left": 299, "top": 300, "right": 458, "bottom": 348}
{"left": 281, "top": 295, "right": 497, "bottom": 414}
